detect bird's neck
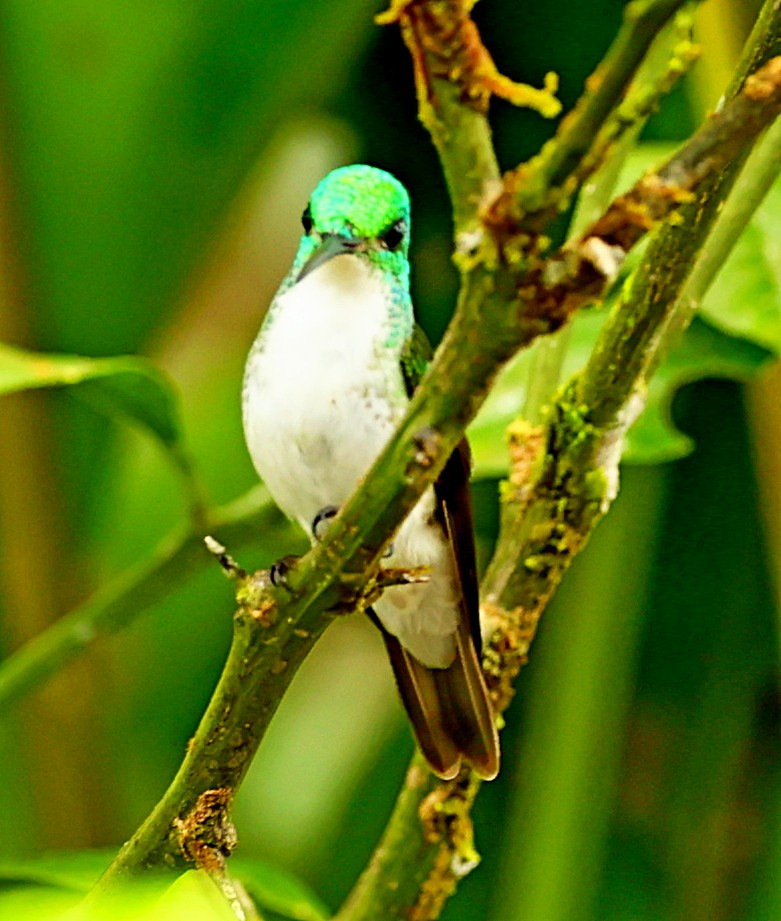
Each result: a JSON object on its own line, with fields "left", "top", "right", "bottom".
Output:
{"left": 261, "top": 253, "right": 412, "bottom": 359}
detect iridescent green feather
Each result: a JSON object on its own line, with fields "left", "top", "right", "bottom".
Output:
{"left": 400, "top": 323, "right": 433, "bottom": 398}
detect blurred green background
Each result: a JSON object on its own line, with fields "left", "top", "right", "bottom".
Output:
{"left": 0, "top": 1, "right": 780, "bottom": 919}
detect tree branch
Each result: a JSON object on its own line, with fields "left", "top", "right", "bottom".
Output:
{"left": 335, "top": 6, "right": 781, "bottom": 921}
{"left": 377, "top": 0, "right": 559, "bottom": 235}
{"left": 510, "top": 0, "right": 698, "bottom": 218}
{"left": 484, "top": 53, "right": 781, "bottom": 342}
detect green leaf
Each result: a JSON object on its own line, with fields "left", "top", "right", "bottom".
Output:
{"left": 150, "top": 871, "right": 240, "bottom": 921}
{"left": 0, "top": 873, "right": 234, "bottom": 921}
{"left": 231, "top": 857, "right": 331, "bottom": 921}
{"left": 0, "top": 849, "right": 112, "bottom": 891}
{"left": 0, "top": 342, "right": 181, "bottom": 449}
{"left": 0, "top": 886, "right": 81, "bottom": 918}
{"left": 0, "top": 851, "right": 331, "bottom": 921}
{"left": 0, "top": 342, "right": 206, "bottom": 514}
{"left": 624, "top": 318, "right": 773, "bottom": 463}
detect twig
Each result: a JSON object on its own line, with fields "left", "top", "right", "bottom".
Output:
{"left": 0, "top": 487, "right": 294, "bottom": 714}
{"left": 204, "top": 536, "right": 247, "bottom": 581}
{"left": 509, "top": 0, "right": 697, "bottom": 217}
{"left": 377, "top": 1, "right": 561, "bottom": 116}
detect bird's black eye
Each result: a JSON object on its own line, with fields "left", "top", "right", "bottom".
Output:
{"left": 380, "top": 218, "right": 407, "bottom": 252}
{"left": 301, "top": 205, "right": 313, "bottom": 234}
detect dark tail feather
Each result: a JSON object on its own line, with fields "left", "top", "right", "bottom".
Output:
{"left": 377, "top": 616, "right": 500, "bottom": 781}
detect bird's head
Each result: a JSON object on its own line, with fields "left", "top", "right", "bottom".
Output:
{"left": 292, "top": 164, "right": 411, "bottom": 285}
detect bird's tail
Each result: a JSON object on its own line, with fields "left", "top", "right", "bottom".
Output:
{"left": 377, "top": 615, "right": 500, "bottom": 781}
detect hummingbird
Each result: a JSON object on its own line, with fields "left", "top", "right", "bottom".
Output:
{"left": 242, "top": 164, "right": 499, "bottom": 780}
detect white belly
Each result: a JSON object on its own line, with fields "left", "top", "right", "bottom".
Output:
{"left": 243, "top": 255, "right": 406, "bottom": 531}
{"left": 242, "top": 254, "right": 458, "bottom": 667}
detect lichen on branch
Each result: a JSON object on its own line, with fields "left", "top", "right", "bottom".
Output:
{"left": 377, "top": 0, "right": 561, "bottom": 117}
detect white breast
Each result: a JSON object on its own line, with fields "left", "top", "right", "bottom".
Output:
{"left": 243, "top": 253, "right": 459, "bottom": 668}
{"left": 243, "top": 254, "right": 407, "bottom": 533}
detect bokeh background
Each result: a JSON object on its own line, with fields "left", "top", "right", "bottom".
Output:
{"left": 0, "top": 1, "right": 779, "bottom": 919}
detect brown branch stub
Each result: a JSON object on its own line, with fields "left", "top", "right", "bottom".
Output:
{"left": 174, "top": 787, "right": 238, "bottom": 874}
{"left": 205, "top": 535, "right": 247, "bottom": 581}
{"left": 377, "top": 0, "right": 560, "bottom": 117}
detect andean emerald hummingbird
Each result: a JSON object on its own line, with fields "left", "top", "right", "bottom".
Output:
{"left": 242, "top": 164, "right": 499, "bottom": 780}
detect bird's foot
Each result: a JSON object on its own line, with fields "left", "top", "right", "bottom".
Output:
{"left": 269, "top": 555, "right": 299, "bottom": 587}
{"left": 360, "top": 564, "right": 432, "bottom": 608}
{"left": 311, "top": 505, "right": 339, "bottom": 541}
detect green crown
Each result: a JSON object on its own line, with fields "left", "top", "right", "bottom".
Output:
{"left": 309, "top": 164, "right": 410, "bottom": 242}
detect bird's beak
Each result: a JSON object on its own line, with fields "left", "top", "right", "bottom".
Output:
{"left": 296, "top": 232, "right": 362, "bottom": 283}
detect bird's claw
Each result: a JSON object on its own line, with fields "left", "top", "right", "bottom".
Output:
{"left": 270, "top": 555, "right": 299, "bottom": 587}
{"left": 312, "top": 505, "right": 339, "bottom": 541}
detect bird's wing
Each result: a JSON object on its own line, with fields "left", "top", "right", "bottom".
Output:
{"left": 390, "top": 324, "right": 499, "bottom": 779}
{"left": 400, "top": 322, "right": 432, "bottom": 397}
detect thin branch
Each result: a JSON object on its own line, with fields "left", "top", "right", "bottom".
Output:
{"left": 377, "top": 0, "right": 558, "bottom": 235}
{"left": 510, "top": 0, "right": 697, "bottom": 217}
{"left": 0, "top": 487, "right": 294, "bottom": 713}
{"left": 521, "top": 6, "right": 700, "bottom": 424}
{"left": 485, "top": 55, "right": 781, "bottom": 343}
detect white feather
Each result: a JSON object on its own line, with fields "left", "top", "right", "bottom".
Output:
{"left": 243, "top": 253, "right": 458, "bottom": 668}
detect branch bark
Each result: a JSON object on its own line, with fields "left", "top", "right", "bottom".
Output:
{"left": 335, "top": 4, "right": 781, "bottom": 920}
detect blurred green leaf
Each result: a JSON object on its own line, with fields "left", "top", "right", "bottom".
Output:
{"left": 150, "top": 871, "right": 241, "bottom": 921}
{"left": 0, "top": 342, "right": 195, "bottom": 479}
{"left": 0, "top": 873, "right": 234, "bottom": 921}
{"left": 469, "top": 312, "right": 772, "bottom": 474}
{"left": 624, "top": 318, "right": 773, "bottom": 462}
{"left": 0, "top": 885, "right": 81, "bottom": 917}
{"left": 232, "top": 857, "right": 331, "bottom": 921}
{"left": 0, "top": 849, "right": 111, "bottom": 891}
{"left": 0, "top": 850, "right": 330, "bottom": 921}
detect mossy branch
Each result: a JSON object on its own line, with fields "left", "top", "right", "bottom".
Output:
{"left": 335, "top": 4, "right": 781, "bottom": 921}
{"left": 0, "top": 1, "right": 704, "bottom": 724}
